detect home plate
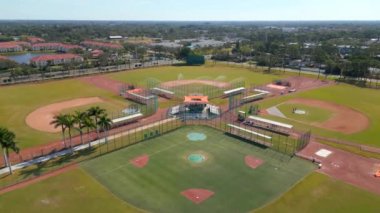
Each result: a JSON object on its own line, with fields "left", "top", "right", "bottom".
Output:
{"left": 315, "top": 149, "right": 332, "bottom": 158}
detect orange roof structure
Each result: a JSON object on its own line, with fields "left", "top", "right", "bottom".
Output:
{"left": 375, "top": 170, "right": 380, "bottom": 177}
{"left": 81, "top": 40, "right": 123, "bottom": 49}
{"left": 0, "top": 55, "right": 9, "bottom": 61}
{"left": 30, "top": 53, "right": 83, "bottom": 62}
{"left": 127, "top": 88, "right": 144, "bottom": 94}
{"left": 184, "top": 96, "right": 209, "bottom": 104}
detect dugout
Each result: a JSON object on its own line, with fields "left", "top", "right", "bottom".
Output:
{"left": 151, "top": 87, "right": 175, "bottom": 99}
{"left": 244, "top": 115, "right": 293, "bottom": 135}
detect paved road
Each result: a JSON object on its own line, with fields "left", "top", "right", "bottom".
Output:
{"left": 0, "top": 59, "right": 181, "bottom": 85}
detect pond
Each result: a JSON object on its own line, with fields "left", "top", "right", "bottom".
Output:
{"left": 6, "top": 53, "right": 53, "bottom": 64}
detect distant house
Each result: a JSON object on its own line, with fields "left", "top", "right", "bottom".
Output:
{"left": 190, "top": 39, "right": 225, "bottom": 49}
{"left": 0, "top": 55, "right": 10, "bottom": 61}
{"left": 30, "top": 53, "right": 83, "bottom": 67}
{"left": 0, "top": 42, "right": 23, "bottom": 52}
{"left": 337, "top": 45, "right": 352, "bottom": 56}
{"left": 32, "top": 43, "right": 83, "bottom": 52}
{"left": 289, "top": 59, "right": 303, "bottom": 68}
{"left": 109, "top": 36, "right": 123, "bottom": 40}
{"left": 369, "top": 67, "right": 380, "bottom": 74}
{"left": 81, "top": 40, "right": 123, "bottom": 50}
{"left": 91, "top": 49, "right": 104, "bottom": 58}
{"left": 26, "top": 36, "right": 45, "bottom": 43}
{"left": 150, "top": 40, "right": 182, "bottom": 48}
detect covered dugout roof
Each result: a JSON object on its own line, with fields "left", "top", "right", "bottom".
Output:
{"left": 184, "top": 96, "right": 209, "bottom": 104}
{"left": 248, "top": 115, "right": 293, "bottom": 129}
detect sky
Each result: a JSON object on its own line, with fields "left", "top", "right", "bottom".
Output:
{"left": 0, "top": 0, "right": 379, "bottom": 21}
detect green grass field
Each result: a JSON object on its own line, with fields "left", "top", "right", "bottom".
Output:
{"left": 259, "top": 84, "right": 380, "bottom": 147}
{"left": 81, "top": 126, "right": 315, "bottom": 213}
{"left": 108, "top": 64, "right": 281, "bottom": 87}
{"left": 276, "top": 103, "right": 333, "bottom": 124}
{"left": 256, "top": 172, "right": 380, "bottom": 213}
{"left": 60, "top": 100, "right": 128, "bottom": 118}
{"left": 2, "top": 126, "right": 380, "bottom": 213}
{"left": 0, "top": 168, "right": 140, "bottom": 213}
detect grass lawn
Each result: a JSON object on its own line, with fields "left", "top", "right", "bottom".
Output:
{"left": 276, "top": 103, "right": 333, "bottom": 124}
{"left": 0, "top": 79, "right": 125, "bottom": 148}
{"left": 81, "top": 126, "right": 315, "bottom": 213}
{"left": 0, "top": 168, "right": 141, "bottom": 213}
{"left": 108, "top": 64, "right": 284, "bottom": 87}
{"left": 256, "top": 172, "right": 380, "bottom": 213}
{"left": 258, "top": 83, "right": 380, "bottom": 147}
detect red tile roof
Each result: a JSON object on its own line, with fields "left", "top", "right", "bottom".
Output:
{"left": 26, "top": 37, "right": 45, "bottom": 43}
{"left": 31, "top": 53, "right": 83, "bottom": 62}
{"left": 82, "top": 40, "right": 123, "bottom": 49}
{"left": 32, "top": 42, "right": 62, "bottom": 48}
{"left": 91, "top": 49, "right": 104, "bottom": 57}
{"left": 0, "top": 55, "right": 9, "bottom": 60}
{"left": 61, "top": 44, "right": 83, "bottom": 49}
{"left": 0, "top": 42, "right": 22, "bottom": 49}
{"left": 32, "top": 43, "right": 83, "bottom": 49}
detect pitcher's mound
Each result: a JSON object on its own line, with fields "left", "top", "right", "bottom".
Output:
{"left": 245, "top": 155, "right": 264, "bottom": 169}
{"left": 181, "top": 189, "right": 214, "bottom": 204}
{"left": 130, "top": 154, "right": 149, "bottom": 168}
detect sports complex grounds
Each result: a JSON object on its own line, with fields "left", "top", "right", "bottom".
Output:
{"left": 1, "top": 64, "right": 380, "bottom": 212}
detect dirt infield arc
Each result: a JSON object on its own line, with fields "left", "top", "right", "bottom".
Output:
{"left": 286, "top": 98, "right": 369, "bottom": 134}
{"left": 26, "top": 97, "right": 104, "bottom": 133}
{"left": 161, "top": 79, "right": 231, "bottom": 88}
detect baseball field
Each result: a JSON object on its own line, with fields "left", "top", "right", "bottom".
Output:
{"left": 258, "top": 83, "right": 380, "bottom": 146}
{"left": 1, "top": 64, "right": 380, "bottom": 212}
{"left": 1, "top": 127, "right": 379, "bottom": 212}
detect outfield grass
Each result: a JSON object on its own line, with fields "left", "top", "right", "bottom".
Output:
{"left": 0, "top": 169, "right": 140, "bottom": 213}
{"left": 60, "top": 100, "right": 128, "bottom": 118}
{"left": 258, "top": 84, "right": 380, "bottom": 147}
{"left": 0, "top": 79, "right": 127, "bottom": 148}
{"left": 277, "top": 103, "right": 333, "bottom": 124}
{"left": 108, "top": 64, "right": 283, "bottom": 87}
{"left": 256, "top": 172, "right": 380, "bottom": 213}
{"left": 81, "top": 126, "right": 315, "bottom": 213}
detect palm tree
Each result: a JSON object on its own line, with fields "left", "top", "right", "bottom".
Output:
{"left": 0, "top": 127, "right": 20, "bottom": 174}
{"left": 97, "top": 114, "right": 113, "bottom": 143}
{"left": 63, "top": 114, "right": 76, "bottom": 149}
{"left": 50, "top": 114, "right": 68, "bottom": 148}
{"left": 73, "top": 111, "right": 88, "bottom": 145}
{"left": 82, "top": 116, "right": 96, "bottom": 149}
{"left": 87, "top": 106, "right": 106, "bottom": 139}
